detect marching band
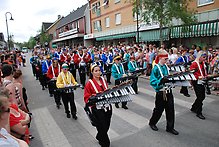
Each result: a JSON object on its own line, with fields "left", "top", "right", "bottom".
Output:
{"left": 27, "top": 45, "right": 219, "bottom": 146}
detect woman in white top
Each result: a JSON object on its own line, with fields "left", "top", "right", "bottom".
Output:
{"left": 169, "top": 47, "right": 178, "bottom": 64}
{"left": 0, "top": 86, "right": 28, "bottom": 147}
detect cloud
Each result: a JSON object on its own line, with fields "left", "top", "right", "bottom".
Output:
{"left": 0, "top": 0, "right": 88, "bottom": 43}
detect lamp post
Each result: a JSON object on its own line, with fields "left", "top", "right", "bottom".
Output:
{"left": 5, "top": 12, "right": 14, "bottom": 51}
{"left": 136, "top": 0, "right": 140, "bottom": 44}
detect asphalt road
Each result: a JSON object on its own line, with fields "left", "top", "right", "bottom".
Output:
{"left": 21, "top": 52, "right": 219, "bottom": 147}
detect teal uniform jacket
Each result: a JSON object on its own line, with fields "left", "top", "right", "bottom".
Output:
{"left": 124, "top": 53, "right": 130, "bottom": 62}
{"left": 128, "top": 61, "right": 138, "bottom": 72}
{"left": 112, "top": 63, "right": 125, "bottom": 80}
{"left": 150, "top": 63, "right": 169, "bottom": 92}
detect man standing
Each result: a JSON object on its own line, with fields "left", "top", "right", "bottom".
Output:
{"left": 111, "top": 56, "right": 128, "bottom": 109}
{"left": 56, "top": 63, "right": 78, "bottom": 119}
{"left": 149, "top": 49, "right": 179, "bottom": 135}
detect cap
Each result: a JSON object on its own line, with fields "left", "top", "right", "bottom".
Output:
{"left": 114, "top": 55, "right": 121, "bottom": 61}
{"left": 46, "top": 55, "right": 51, "bottom": 59}
{"left": 62, "top": 63, "right": 69, "bottom": 69}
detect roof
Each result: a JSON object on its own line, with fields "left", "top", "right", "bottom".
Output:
{"left": 42, "top": 22, "right": 53, "bottom": 31}
{"left": 57, "top": 3, "right": 88, "bottom": 29}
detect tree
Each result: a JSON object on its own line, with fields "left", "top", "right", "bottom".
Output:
{"left": 131, "top": 0, "right": 196, "bottom": 45}
{"left": 28, "top": 36, "right": 36, "bottom": 49}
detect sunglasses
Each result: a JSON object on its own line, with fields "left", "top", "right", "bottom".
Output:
{"left": 164, "top": 58, "right": 169, "bottom": 60}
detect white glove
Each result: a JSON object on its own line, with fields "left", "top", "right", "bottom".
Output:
{"left": 123, "top": 74, "right": 127, "bottom": 77}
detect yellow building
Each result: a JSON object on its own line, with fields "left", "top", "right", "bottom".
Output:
{"left": 87, "top": 0, "right": 138, "bottom": 45}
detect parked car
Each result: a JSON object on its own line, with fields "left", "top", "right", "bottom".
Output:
{"left": 22, "top": 47, "right": 28, "bottom": 53}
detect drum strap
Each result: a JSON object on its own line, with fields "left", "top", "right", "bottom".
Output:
{"left": 61, "top": 72, "right": 71, "bottom": 86}
{"left": 52, "top": 65, "right": 60, "bottom": 78}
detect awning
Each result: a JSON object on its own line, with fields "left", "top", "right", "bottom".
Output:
{"left": 52, "top": 44, "right": 57, "bottom": 48}
{"left": 96, "top": 32, "right": 136, "bottom": 41}
{"left": 170, "top": 21, "right": 219, "bottom": 38}
{"left": 52, "top": 34, "right": 84, "bottom": 43}
{"left": 139, "top": 28, "right": 169, "bottom": 42}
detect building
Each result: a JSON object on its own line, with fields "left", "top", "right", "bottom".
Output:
{"left": 139, "top": 0, "right": 219, "bottom": 48}
{"left": 178, "top": 0, "right": 219, "bottom": 48}
{"left": 52, "top": 4, "right": 88, "bottom": 48}
{"left": 86, "top": 0, "right": 137, "bottom": 46}
{"left": 0, "top": 33, "right": 6, "bottom": 49}
{"left": 45, "top": 16, "right": 63, "bottom": 48}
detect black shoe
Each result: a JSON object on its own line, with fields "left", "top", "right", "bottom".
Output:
{"left": 184, "top": 94, "right": 190, "bottom": 97}
{"left": 196, "top": 114, "right": 205, "bottom": 120}
{"left": 56, "top": 105, "right": 60, "bottom": 109}
{"left": 72, "top": 114, "right": 78, "bottom": 120}
{"left": 149, "top": 124, "right": 158, "bottom": 131}
{"left": 42, "top": 87, "right": 45, "bottom": 90}
{"left": 66, "top": 113, "right": 71, "bottom": 118}
{"left": 115, "top": 103, "right": 119, "bottom": 108}
{"left": 166, "top": 129, "right": 179, "bottom": 135}
{"left": 50, "top": 94, "right": 53, "bottom": 97}
{"left": 122, "top": 105, "right": 128, "bottom": 109}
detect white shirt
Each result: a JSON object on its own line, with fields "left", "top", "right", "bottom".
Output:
{"left": 169, "top": 54, "right": 178, "bottom": 64}
{"left": 0, "top": 128, "right": 19, "bottom": 147}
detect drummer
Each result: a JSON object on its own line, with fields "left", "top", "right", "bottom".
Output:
{"left": 56, "top": 63, "right": 78, "bottom": 119}
{"left": 47, "top": 58, "right": 62, "bottom": 109}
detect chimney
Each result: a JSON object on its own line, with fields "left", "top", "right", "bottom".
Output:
{"left": 58, "top": 15, "right": 61, "bottom": 19}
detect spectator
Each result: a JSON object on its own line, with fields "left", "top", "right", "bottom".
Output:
{"left": 0, "top": 86, "right": 29, "bottom": 147}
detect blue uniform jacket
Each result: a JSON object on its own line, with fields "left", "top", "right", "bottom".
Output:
{"left": 102, "top": 53, "right": 113, "bottom": 64}
{"left": 42, "top": 60, "right": 52, "bottom": 74}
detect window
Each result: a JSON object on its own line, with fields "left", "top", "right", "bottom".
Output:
{"left": 198, "top": 0, "right": 214, "bottom": 6}
{"left": 115, "top": 0, "right": 120, "bottom": 4}
{"left": 92, "top": 2, "right": 100, "bottom": 13}
{"left": 103, "top": 0, "right": 109, "bottom": 8}
{"left": 115, "top": 13, "right": 121, "bottom": 25}
{"left": 105, "top": 17, "right": 110, "bottom": 28}
{"left": 103, "top": 0, "right": 109, "bottom": 6}
{"left": 94, "top": 20, "right": 101, "bottom": 31}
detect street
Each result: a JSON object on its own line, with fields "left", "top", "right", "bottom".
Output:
{"left": 21, "top": 53, "right": 219, "bottom": 147}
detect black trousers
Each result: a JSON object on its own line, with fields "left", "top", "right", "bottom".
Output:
{"left": 31, "top": 64, "right": 36, "bottom": 76}
{"left": 115, "top": 79, "right": 127, "bottom": 107}
{"left": 54, "top": 91, "right": 61, "bottom": 105}
{"left": 149, "top": 91, "right": 175, "bottom": 130}
{"left": 132, "top": 77, "right": 138, "bottom": 93}
{"left": 92, "top": 106, "right": 112, "bottom": 147}
{"left": 191, "top": 81, "right": 206, "bottom": 114}
{"left": 78, "top": 67, "right": 86, "bottom": 86}
{"left": 48, "top": 81, "right": 61, "bottom": 105}
{"left": 61, "top": 92, "right": 77, "bottom": 115}
{"left": 180, "top": 86, "right": 189, "bottom": 95}
{"left": 104, "top": 64, "right": 112, "bottom": 83}
{"left": 48, "top": 81, "right": 56, "bottom": 95}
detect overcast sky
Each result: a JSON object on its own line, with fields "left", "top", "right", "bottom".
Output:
{"left": 0, "top": 0, "right": 88, "bottom": 43}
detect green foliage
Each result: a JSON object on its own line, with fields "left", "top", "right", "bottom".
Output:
{"left": 131, "top": 0, "right": 197, "bottom": 44}
{"left": 39, "top": 32, "right": 52, "bottom": 47}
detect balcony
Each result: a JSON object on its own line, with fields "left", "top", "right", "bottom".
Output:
{"left": 97, "top": 27, "right": 102, "bottom": 32}
{"left": 59, "top": 28, "right": 78, "bottom": 38}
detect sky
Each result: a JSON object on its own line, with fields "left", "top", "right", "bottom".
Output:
{"left": 0, "top": 0, "right": 88, "bottom": 43}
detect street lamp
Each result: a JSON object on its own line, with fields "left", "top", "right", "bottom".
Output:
{"left": 5, "top": 12, "right": 14, "bottom": 51}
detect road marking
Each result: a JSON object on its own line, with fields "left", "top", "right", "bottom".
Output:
{"left": 139, "top": 87, "right": 216, "bottom": 109}
{"left": 138, "top": 88, "right": 181, "bottom": 113}
{"left": 32, "top": 107, "right": 71, "bottom": 147}
{"left": 113, "top": 107, "right": 148, "bottom": 129}
{"left": 75, "top": 102, "right": 120, "bottom": 139}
